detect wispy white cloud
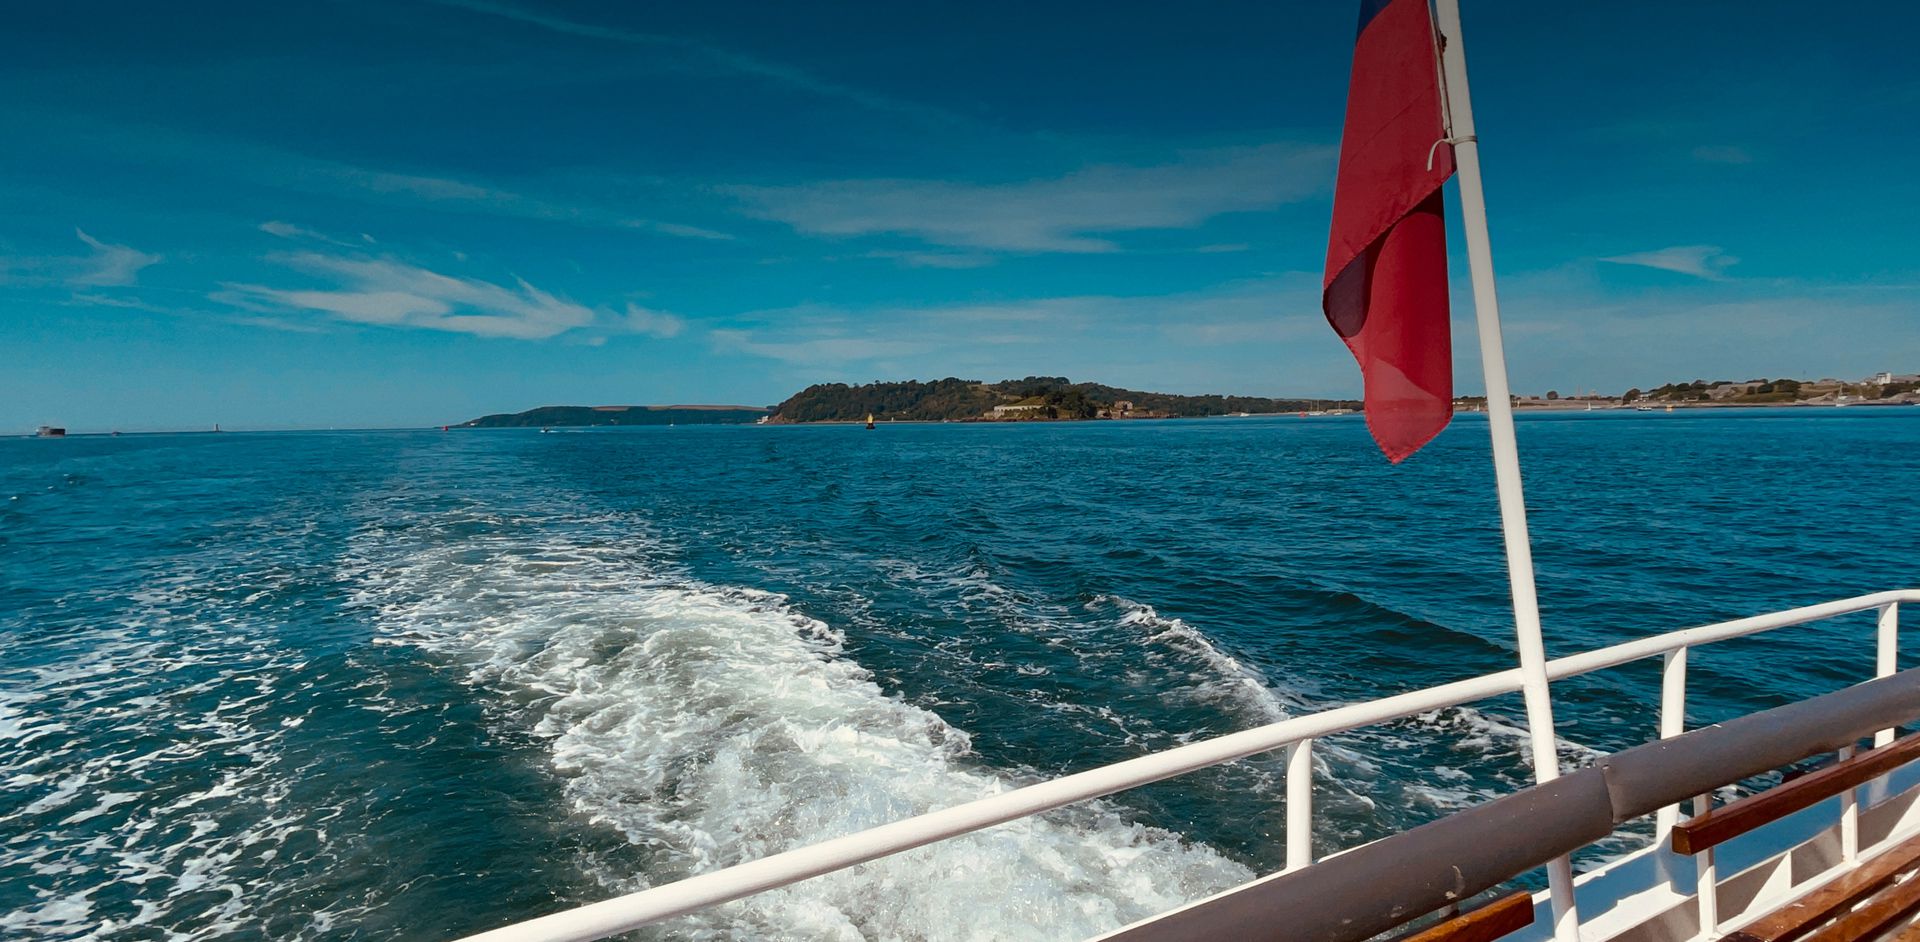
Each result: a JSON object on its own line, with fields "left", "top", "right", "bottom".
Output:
{"left": 260, "top": 220, "right": 322, "bottom": 240}
{"left": 1600, "top": 244, "right": 1738, "bottom": 279}
{"left": 620, "top": 303, "right": 686, "bottom": 338}
{"left": 856, "top": 249, "right": 996, "bottom": 269}
{"left": 425, "top": 0, "right": 969, "bottom": 127}
{"left": 648, "top": 221, "right": 735, "bottom": 241}
{"left": 709, "top": 275, "right": 1323, "bottom": 372}
{"left": 1493, "top": 286, "right": 1920, "bottom": 394}
{"left": 729, "top": 143, "right": 1334, "bottom": 253}
{"left": 709, "top": 330, "right": 931, "bottom": 365}
{"left": 66, "top": 290, "right": 332, "bottom": 333}
{"left": 315, "top": 164, "right": 735, "bottom": 240}
{"left": 222, "top": 254, "right": 598, "bottom": 339}
{"left": 694, "top": 274, "right": 1348, "bottom": 397}
{"left": 259, "top": 220, "right": 365, "bottom": 248}
{"left": 67, "top": 292, "right": 160, "bottom": 310}
{"left": 72, "top": 229, "right": 161, "bottom": 286}
{"left": 41, "top": 117, "right": 732, "bottom": 242}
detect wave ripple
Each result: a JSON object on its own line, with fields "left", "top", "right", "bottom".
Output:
{"left": 356, "top": 509, "right": 1250, "bottom": 940}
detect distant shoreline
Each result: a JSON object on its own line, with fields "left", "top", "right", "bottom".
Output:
{"left": 1492, "top": 399, "right": 1918, "bottom": 413}
{"left": 14, "top": 399, "right": 1916, "bottom": 439}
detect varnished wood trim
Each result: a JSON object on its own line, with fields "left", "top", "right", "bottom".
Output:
{"left": 1674, "top": 735, "right": 1920, "bottom": 856}
{"left": 1385, "top": 891, "right": 1535, "bottom": 942}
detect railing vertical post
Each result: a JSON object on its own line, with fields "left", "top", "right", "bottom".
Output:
{"left": 1656, "top": 648, "right": 1689, "bottom": 839}
{"left": 1839, "top": 744, "right": 1860, "bottom": 863}
{"left": 1878, "top": 603, "right": 1900, "bottom": 747}
{"left": 1286, "top": 739, "right": 1315, "bottom": 872}
{"left": 1865, "top": 601, "right": 1901, "bottom": 817}
{"left": 1433, "top": 2, "right": 1579, "bottom": 937}
{"left": 1694, "top": 794, "right": 1719, "bottom": 940}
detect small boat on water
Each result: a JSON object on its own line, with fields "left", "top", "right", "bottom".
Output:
{"left": 34, "top": 426, "right": 66, "bottom": 438}
{"left": 865, "top": 413, "right": 875, "bottom": 430}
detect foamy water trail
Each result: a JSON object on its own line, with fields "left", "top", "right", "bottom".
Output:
{"left": 351, "top": 510, "right": 1251, "bottom": 940}
{"left": 862, "top": 557, "right": 1312, "bottom": 730}
{"left": 0, "top": 572, "right": 360, "bottom": 941}
{"left": 1091, "top": 594, "right": 1304, "bottom": 725}
{"left": 829, "top": 556, "right": 1603, "bottom": 853}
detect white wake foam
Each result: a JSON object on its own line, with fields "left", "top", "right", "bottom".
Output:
{"left": 354, "top": 513, "right": 1251, "bottom": 940}
{"left": 0, "top": 573, "right": 341, "bottom": 941}
{"left": 1091, "top": 594, "right": 1306, "bottom": 725}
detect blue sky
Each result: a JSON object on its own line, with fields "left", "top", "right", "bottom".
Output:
{"left": 3, "top": 1, "right": 1917, "bottom": 430}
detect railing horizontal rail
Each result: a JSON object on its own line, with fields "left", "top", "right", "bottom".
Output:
{"left": 1100, "top": 665, "right": 1920, "bottom": 942}
{"left": 452, "top": 589, "right": 1919, "bottom": 942}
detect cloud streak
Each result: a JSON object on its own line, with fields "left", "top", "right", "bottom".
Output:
{"left": 72, "top": 229, "right": 161, "bottom": 286}
{"left": 223, "top": 254, "right": 599, "bottom": 340}
{"left": 621, "top": 304, "right": 687, "bottom": 339}
{"left": 426, "top": 0, "right": 966, "bottom": 127}
{"left": 709, "top": 330, "right": 931, "bottom": 365}
{"left": 1600, "top": 244, "right": 1738, "bottom": 279}
{"left": 710, "top": 274, "right": 1323, "bottom": 367}
{"left": 39, "top": 116, "right": 732, "bottom": 242}
{"left": 729, "top": 143, "right": 1334, "bottom": 253}
{"left": 316, "top": 164, "right": 735, "bottom": 240}
{"left": 258, "top": 220, "right": 369, "bottom": 248}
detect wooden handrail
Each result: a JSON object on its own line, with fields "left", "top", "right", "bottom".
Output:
{"left": 1384, "top": 892, "right": 1535, "bottom": 942}
{"left": 1674, "top": 734, "right": 1920, "bottom": 856}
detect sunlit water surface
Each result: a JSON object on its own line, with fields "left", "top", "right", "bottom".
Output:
{"left": 4, "top": 409, "right": 1917, "bottom": 941}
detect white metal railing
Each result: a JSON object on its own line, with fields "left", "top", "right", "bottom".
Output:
{"left": 454, "top": 589, "right": 1918, "bottom": 942}
{"left": 1672, "top": 595, "right": 1910, "bottom": 940}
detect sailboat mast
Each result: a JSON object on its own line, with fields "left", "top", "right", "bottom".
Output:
{"left": 1433, "top": 1, "right": 1581, "bottom": 938}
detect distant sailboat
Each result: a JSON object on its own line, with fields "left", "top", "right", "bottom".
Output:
{"left": 865, "top": 413, "right": 875, "bottom": 430}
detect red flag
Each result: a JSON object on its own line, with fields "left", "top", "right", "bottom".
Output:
{"left": 1325, "top": 0, "right": 1456, "bottom": 463}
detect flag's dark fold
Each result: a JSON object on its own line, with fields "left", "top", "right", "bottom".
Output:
{"left": 1324, "top": 0, "right": 1456, "bottom": 462}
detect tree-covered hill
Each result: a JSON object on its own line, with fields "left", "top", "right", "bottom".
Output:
{"left": 768, "top": 378, "right": 1002, "bottom": 422}
{"left": 769, "top": 377, "right": 1353, "bottom": 422}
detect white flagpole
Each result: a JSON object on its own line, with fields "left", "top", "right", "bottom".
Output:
{"left": 1431, "top": 1, "right": 1581, "bottom": 939}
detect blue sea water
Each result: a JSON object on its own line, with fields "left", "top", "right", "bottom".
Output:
{"left": 3, "top": 410, "right": 1917, "bottom": 941}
